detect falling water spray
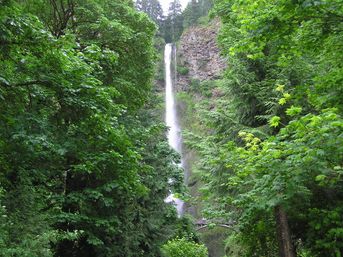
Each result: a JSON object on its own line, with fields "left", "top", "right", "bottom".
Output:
{"left": 164, "top": 43, "right": 184, "bottom": 216}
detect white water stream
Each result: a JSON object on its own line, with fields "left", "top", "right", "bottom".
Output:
{"left": 164, "top": 43, "right": 184, "bottom": 216}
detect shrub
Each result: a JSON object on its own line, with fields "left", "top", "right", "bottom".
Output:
{"left": 162, "top": 237, "right": 208, "bottom": 257}
{"left": 177, "top": 66, "right": 189, "bottom": 75}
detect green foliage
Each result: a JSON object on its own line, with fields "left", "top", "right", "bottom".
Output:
{"left": 177, "top": 65, "right": 189, "bottom": 75}
{"left": 180, "top": 0, "right": 343, "bottom": 256}
{"left": 286, "top": 106, "right": 302, "bottom": 117}
{"left": 306, "top": 206, "right": 343, "bottom": 256}
{"left": 135, "top": 0, "right": 164, "bottom": 27}
{"left": 154, "top": 36, "right": 166, "bottom": 82}
{"left": 160, "top": 0, "right": 213, "bottom": 42}
{"left": 189, "top": 78, "right": 201, "bottom": 92}
{"left": 163, "top": 0, "right": 184, "bottom": 43}
{"left": 162, "top": 237, "right": 208, "bottom": 257}
{"left": 182, "top": 0, "right": 213, "bottom": 29}
{"left": 269, "top": 116, "right": 281, "bottom": 128}
{"left": 197, "top": 16, "right": 210, "bottom": 26}
{"left": 0, "top": 0, "right": 183, "bottom": 256}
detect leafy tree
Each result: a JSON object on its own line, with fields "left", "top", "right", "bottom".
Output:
{"left": 181, "top": 0, "right": 343, "bottom": 256}
{"left": 0, "top": 0, "right": 184, "bottom": 256}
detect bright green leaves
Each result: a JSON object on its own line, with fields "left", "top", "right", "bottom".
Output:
{"left": 315, "top": 174, "right": 326, "bottom": 183}
{"left": 286, "top": 105, "right": 302, "bottom": 116}
{"left": 283, "top": 93, "right": 291, "bottom": 100}
{"left": 275, "top": 83, "right": 292, "bottom": 106}
{"left": 227, "top": 108, "right": 343, "bottom": 207}
{"left": 278, "top": 98, "right": 287, "bottom": 105}
{"left": 162, "top": 237, "right": 208, "bottom": 257}
{"left": 269, "top": 116, "right": 281, "bottom": 127}
{"left": 278, "top": 93, "right": 291, "bottom": 105}
{"left": 238, "top": 131, "right": 261, "bottom": 151}
{"left": 192, "top": 0, "right": 343, "bottom": 256}
{"left": 275, "top": 84, "right": 285, "bottom": 93}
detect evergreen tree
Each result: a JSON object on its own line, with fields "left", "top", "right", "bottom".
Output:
{"left": 135, "top": 0, "right": 164, "bottom": 26}
{"left": 164, "top": 0, "right": 183, "bottom": 42}
{"left": 183, "top": 0, "right": 213, "bottom": 28}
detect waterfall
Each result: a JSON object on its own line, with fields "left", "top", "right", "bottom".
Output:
{"left": 164, "top": 43, "right": 184, "bottom": 216}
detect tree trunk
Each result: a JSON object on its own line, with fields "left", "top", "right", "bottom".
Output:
{"left": 275, "top": 205, "right": 296, "bottom": 257}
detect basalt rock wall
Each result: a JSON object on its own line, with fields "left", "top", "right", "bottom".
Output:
{"left": 175, "top": 19, "right": 229, "bottom": 257}
{"left": 176, "top": 18, "right": 226, "bottom": 91}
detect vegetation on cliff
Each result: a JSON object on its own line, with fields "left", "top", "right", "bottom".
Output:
{"left": 181, "top": 0, "right": 343, "bottom": 256}
{"left": 1, "top": 0, "right": 342, "bottom": 256}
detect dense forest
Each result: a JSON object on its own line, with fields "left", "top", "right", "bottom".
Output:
{"left": 174, "top": 0, "right": 343, "bottom": 256}
{"left": 0, "top": 0, "right": 342, "bottom": 257}
{"left": 0, "top": 0, "right": 187, "bottom": 256}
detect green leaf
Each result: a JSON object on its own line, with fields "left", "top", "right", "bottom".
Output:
{"left": 278, "top": 98, "right": 287, "bottom": 105}
{"left": 315, "top": 175, "right": 326, "bottom": 182}
{"left": 269, "top": 116, "right": 281, "bottom": 127}
{"left": 286, "top": 106, "right": 302, "bottom": 116}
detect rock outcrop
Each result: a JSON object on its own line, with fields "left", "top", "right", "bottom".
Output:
{"left": 177, "top": 19, "right": 226, "bottom": 91}
{"left": 175, "top": 19, "right": 228, "bottom": 257}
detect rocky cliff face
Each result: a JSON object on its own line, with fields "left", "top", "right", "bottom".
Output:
{"left": 176, "top": 19, "right": 227, "bottom": 216}
{"left": 175, "top": 19, "right": 229, "bottom": 257}
{"left": 176, "top": 19, "right": 226, "bottom": 91}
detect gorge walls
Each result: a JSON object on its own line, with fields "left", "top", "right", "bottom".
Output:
{"left": 176, "top": 19, "right": 226, "bottom": 91}
{"left": 175, "top": 18, "right": 229, "bottom": 257}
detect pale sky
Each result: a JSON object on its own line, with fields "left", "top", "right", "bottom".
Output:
{"left": 160, "top": 0, "right": 190, "bottom": 14}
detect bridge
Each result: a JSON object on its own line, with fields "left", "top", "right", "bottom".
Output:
{"left": 194, "top": 218, "right": 235, "bottom": 231}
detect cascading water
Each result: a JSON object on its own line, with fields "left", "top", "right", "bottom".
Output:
{"left": 164, "top": 43, "right": 184, "bottom": 216}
